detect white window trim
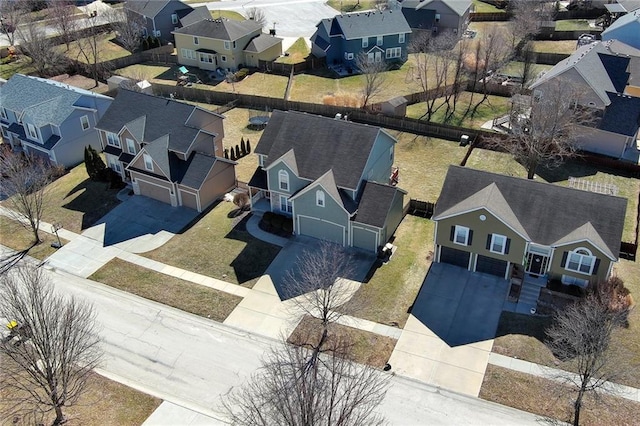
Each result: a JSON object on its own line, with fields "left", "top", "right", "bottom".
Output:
{"left": 278, "top": 170, "right": 289, "bottom": 191}
{"left": 143, "top": 154, "right": 154, "bottom": 171}
{"left": 126, "top": 138, "right": 136, "bottom": 155}
{"left": 224, "top": 40, "right": 231, "bottom": 50}
{"left": 316, "top": 190, "right": 325, "bottom": 207}
{"left": 259, "top": 155, "right": 265, "bottom": 167}
{"left": 0, "top": 107, "right": 7, "bottom": 120}
{"left": 561, "top": 274, "right": 589, "bottom": 288}
{"left": 362, "top": 38, "right": 368, "bottom": 48}
{"left": 171, "top": 13, "right": 178, "bottom": 24}
{"left": 279, "top": 195, "right": 292, "bottom": 213}
{"left": 399, "top": 33, "right": 405, "bottom": 43}
{"left": 565, "top": 248, "right": 596, "bottom": 275}
{"left": 376, "top": 35, "right": 383, "bottom": 46}
{"left": 385, "top": 47, "right": 401, "bottom": 59}
{"left": 346, "top": 52, "right": 354, "bottom": 60}
{"left": 80, "top": 115, "right": 90, "bottom": 131}
{"left": 454, "top": 225, "right": 469, "bottom": 246}
{"left": 109, "top": 157, "right": 122, "bottom": 173}
{"left": 26, "top": 123, "right": 38, "bottom": 140}
{"left": 490, "top": 234, "right": 507, "bottom": 254}
{"left": 221, "top": 55, "right": 227, "bottom": 62}
{"left": 106, "top": 132, "right": 120, "bottom": 148}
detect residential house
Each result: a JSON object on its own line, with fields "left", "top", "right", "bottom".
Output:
{"left": 310, "top": 10, "right": 411, "bottom": 70}
{"left": 125, "top": 0, "right": 210, "bottom": 44}
{"left": 432, "top": 166, "right": 626, "bottom": 290}
{"left": 173, "top": 18, "right": 283, "bottom": 71}
{"left": 602, "top": 8, "right": 640, "bottom": 50}
{"left": 529, "top": 40, "right": 640, "bottom": 161}
{"left": 0, "top": 74, "right": 112, "bottom": 168}
{"left": 248, "top": 110, "right": 406, "bottom": 252}
{"left": 389, "top": 0, "right": 471, "bottom": 35}
{"left": 95, "top": 90, "right": 236, "bottom": 212}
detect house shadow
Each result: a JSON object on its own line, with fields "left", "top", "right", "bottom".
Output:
{"left": 60, "top": 179, "right": 122, "bottom": 231}
{"left": 493, "top": 310, "right": 552, "bottom": 344}
{"left": 411, "top": 263, "right": 511, "bottom": 347}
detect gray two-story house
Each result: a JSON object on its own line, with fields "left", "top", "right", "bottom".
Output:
{"left": 248, "top": 110, "right": 406, "bottom": 252}
{"left": 0, "top": 74, "right": 113, "bottom": 168}
{"left": 310, "top": 10, "right": 412, "bottom": 71}
{"left": 390, "top": 0, "right": 471, "bottom": 35}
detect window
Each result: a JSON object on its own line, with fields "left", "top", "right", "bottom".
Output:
{"left": 278, "top": 170, "right": 289, "bottom": 191}
{"left": 106, "top": 132, "right": 120, "bottom": 147}
{"left": 362, "top": 38, "right": 368, "bottom": 48}
{"left": 453, "top": 225, "right": 470, "bottom": 246}
{"left": 344, "top": 52, "right": 353, "bottom": 60}
{"left": 385, "top": 47, "right": 401, "bottom": 59}
{"left": 565, "top": 248, "right": 596, "bottom": 275}
{"left": 489, "top": 234, "right": 507, "bottom": 254}
{"left": 27, "top": 123, "right": 37, "bottom": 140}
{"left": 181, "top": 49, "right": 196, "bottom": 60}
{"left": 109, "top": 157, "right": 122, "bottom": 173}
{"left": 376, "top": 35, "right": 383, "bottom": 46}
{"left": 280, "top": 195, "right": 292, "bottom": 213}
{"left": 80, "top": 115, "right": 90, "bottom": 131}
{"left": 389, "top": 146, "right": 394, "bottom": 162}
{"left": 399, "top": 33, "right": 405, "bottom": 43}
{"left": 193, "top": 36, "right": 199, "bottom": 45}
{"left": 171, "top": 13, "right": 178, "bottom": 24}
{"left": 153, "top": 30, "right": 161, "bottom": 37}
{"left": 199, "top": 53, "right": 214, "bottom": 63}
{"left": 561, "top": 275, "right": 589, "bottom": 287}
{"left": 126, "top": 138, "right": 136, "bottom": 155}
{"left": 258, "top": 155, "right": 266, "bottom": 167}
{"left": 0, "top": 107, "right": 6, "bottom": 120}
{"left": 143, "top": 154, "right": 154, "bottom": 171}
{"left": 435, "top": 13, "right": 441, "bottom": 22}
{"left": 316, "top": 190, "right": 325, "bottom": 207}
{"left": 224, "top": 41, "right": 231, "bottom": 50}
{"left": 221, "top": 55, "right": 227, "bottom": 62}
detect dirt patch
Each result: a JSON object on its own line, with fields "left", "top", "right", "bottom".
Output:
{"left": 50, "top": 74, "right": 110, "bottom": 93}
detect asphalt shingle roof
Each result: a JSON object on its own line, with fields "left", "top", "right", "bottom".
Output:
{"left": 179, "top": 152, "right": 217, "bottom": 188}
{"left": 243, "top": 34, "right": 282, "bottom": 53}
{"left": 0, "top": 74, "right": 111, "bottom": 127}
{"left": 401, "top": 0, "right": 472, "bottom": 16}
{"left": 433, "top": 166, "right": 627, "bottom": 259}
{"left": 330, "top": 10, "right": 411, "bottom": 39}
{"left": 173, "top": 18, "right": 262, "bottom": 41}
{"left": 254, "top": 110, "right": 384, "bottom": 190}
{"left": 354, "top": 181, "right": 405, "bottom": 228}
{"left": 126, "top": 0, "right": 177, "bottom": 18}
{"left": 179, "top": 5, "right": 211, "bottom": 27}
{"left": 599, "top": 92, "right": 640, "bottom": 136}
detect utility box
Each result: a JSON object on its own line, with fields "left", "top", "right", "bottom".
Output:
{"left": 460, "top": 134, "right": 470, "bottom": 147}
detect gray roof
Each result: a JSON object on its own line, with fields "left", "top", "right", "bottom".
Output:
{"left": 354, "top": 181, "right": 406, "bottom": 228}
{"left": 433, "top": 166, "right": 627, "bottom": 259}
{"left": 530, "top": 40, "right": 640, "bottom": 106}
{"left": 331, "top": 10, "right": 411, "bottom": 39}
{"left": 126, "top": 0, "right": 189, "bottom": 18}
{"left": 243, "top": 33, "right": 282, "bottom": 53}
{"left": 173, "top": 18, "right": 262, "bottom": 41}
{"left": 179, "top": 152, "right": 217, "bottom": 188}
{"left": 96, "top": 90, "right": 221, "bottom": 154}
{"left": 179, "top": 6, "right": 212, "bottom": 27}
{"left": 0, "top": 74, "right": 111, "bottom": 127}
{"left": 255, "top": 110, "right": 385, "bottom": 190}
{"left": 603, "top": 7, "right": 640, "bottom": 35}
{"left": 401, "top": 0, "right": 472, "bottom": 16}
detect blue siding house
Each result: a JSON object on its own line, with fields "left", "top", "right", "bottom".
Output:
{"left": 248, "top": 110, "right": 406, "bottom": 252}
{"left": 310, "top": 10, "right": 412, "bottom": 71}
{"left": 602, "top": 9, "right": 640, "bottom": 50}
{"left": 0, "top": 74, "right": 113, "bottom": 168}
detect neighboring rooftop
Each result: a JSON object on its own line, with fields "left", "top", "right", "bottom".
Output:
{"left": 323, "top": 10, "right": 411, "bottom": 39}
{"left": 173, "top": 18, "right": 262, "bottom": 41}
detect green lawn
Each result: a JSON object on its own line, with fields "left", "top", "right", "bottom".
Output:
{"left": 499, "top": 61, "right": 554, "bottom": 79}
{"left": 115, "top": 63, "right": 173, "bottom": 81}
{"left": 326, "top": 0, "right": 379, "bottom": 12}
{"left": 212, "top": 72, "right": 289, "bottom": 97}
{"left": 0, "top": 56, "right": 35, "bottom": 79}
{"left": 90, "top": 258, "right": 242, "bottom": 321}
{"left": 472, "top": 0, "right": 507, "bottom": 13}
{"left": 555, "top": 19, "right": 595, "bottom": 31}
{"left": 143, "top": 202, "right": 281, "bottom": 287}
{"left": 275, "top": 37, "right": 310, "bottom": 64}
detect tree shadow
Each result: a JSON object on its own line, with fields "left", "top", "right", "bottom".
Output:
{"left": 494, "top": 311, "right": 553, "bottom": 343}
{"left": 60, "top": 178, "right": 120, "bottom": 230}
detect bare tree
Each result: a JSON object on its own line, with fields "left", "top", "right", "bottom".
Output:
{"left": 487, "top": 78, "right": 594, "bottom": 179}
{"left": 47, "top": 0, "right": 77, "bottom": 50}
{"left": 355, "top": 51, "right": 387, "bottom": 109}
{"left": 246, "top": 7, "right": 266, "bottom": 28}
{"left": 545, "top": 293, "right": 629, "bottom": 426}
{"left": 373, "top": 0, "right": 388, "bottom": 11}
{"left": 508, "top": 0, "right": 554, "bottom": 53}
{"left": 104, "top": 6, "right": 144, "bottom": 53}
{"left": 0, "top": 0, "right": 28, "bottom": 46}
{"left": 73, "top": 13, "right": 109, "bottom": 87}
{"left": 0, "top": 265, "right": 102, "bottom": 426}
{"left": 16, "top": 18, "right": 67, "bottom": 77}
{"left": 223, "top": 339, "right": 389, "bottom": 426}
{"left": 0, "top": 150, "right": 54, "bottom": 244}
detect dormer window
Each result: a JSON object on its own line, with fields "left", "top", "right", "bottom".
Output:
{"left": 80, "top": 115, "right": 90, "bottom": 131}
{"left": 278, "top": 170, "right": 289, "bottom": 191}
{"left": 316, "top": 190, "right": 325, "bottom": 207}
{"left": 143, "top": 154, "right": 154, "bottom": 171}
{"left": 27, "top": 123, "right": 38, "bottom": 140}
{"left": 126, "top": 138, "right": 136, "bottom": 155}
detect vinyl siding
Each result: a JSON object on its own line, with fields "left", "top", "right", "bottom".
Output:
{"left": 294, "top": 186, "right": 350, "bottom": 234}
{"left": 548, "top": 240, "right": 612, "bottom": 285}
{"left": 360, "top": 132, "right": 394, "bottom": 188}
{"left": 266, "top": 162, "right": 308, "bottom": 196}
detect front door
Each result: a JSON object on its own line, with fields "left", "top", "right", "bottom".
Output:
{"left": 526, "top": 253, "right": 548, "bottom": 276}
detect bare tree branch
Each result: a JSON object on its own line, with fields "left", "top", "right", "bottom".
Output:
{"left": 16, "top": 18, "right": 67, "bottom": 77}
{"left": 246, "top": 7, "right": 266, "bottom": 28}
{"left": 355, "top": 51, "right": 387, "bottom": 109}
{"left": 47, "top": 0, "right": 78, "bottom": 51}
{"left": 0, "top": 265, "right": 102, "bottom": 425}
{"left": 104, "top": 6, "right": 144, "bottom": 53}
{"left": 0, "top": 0, "right": 29, "bottom": 46}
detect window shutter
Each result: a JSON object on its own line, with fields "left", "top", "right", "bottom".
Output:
{"left": 505, "top": 238, "right": 511, "bottom": 254}
{"left": 486, "top": 234, "right": 492, "bottom": 250}
{"left": 468, "top": 230, "right": 473, "bottom": 245}
{"left": 450, "top": 226, "right": 455, "bottom": 241}
{"left": 592, "top": 259, "right": 600, "bottom": 275}
{"left": 561, "top": 251, "right": 568, "bottom": 267}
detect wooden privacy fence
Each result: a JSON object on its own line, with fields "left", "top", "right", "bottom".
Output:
{"left": 407, "top": 199, "right": 435, "bottom": 218}
{"left": 620, "top": 242, "right": 637, "bottom": 261}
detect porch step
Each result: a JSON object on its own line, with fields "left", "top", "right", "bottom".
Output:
{"left": 519, "top": 285, "right": 542, "bottom": 305}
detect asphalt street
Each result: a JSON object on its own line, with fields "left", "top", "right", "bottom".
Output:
{"left": 39, "top": 264, "right": 543, "bottom": 425}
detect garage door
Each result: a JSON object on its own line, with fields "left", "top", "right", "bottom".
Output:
{"left": 137, "top": 180, "right": 172, "bottom": 204}
{"left": 440, "top": 246, "right": 470, "bottom": 269}
{"left": 352, "top": 226, "right": 378, "bottom": 252}
{"left": 298, "top": 216, "right": 344, "bottom": 245}
{"left": 476, "top": 255, "right": 508, "bottom": 277}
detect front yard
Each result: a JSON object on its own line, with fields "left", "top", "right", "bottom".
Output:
{"left": 143, "top": 202, "right": 281, "bottom": 288}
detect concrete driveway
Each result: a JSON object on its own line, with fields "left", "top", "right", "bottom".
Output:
{"left": 45, "top": 196, "right": 199, "bottom": 277}
{"left": 387, "top": 263, "right": 509, "bottom": 397}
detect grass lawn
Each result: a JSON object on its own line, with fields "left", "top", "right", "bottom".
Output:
{"left": 406, "top": 92, "right": 511, "bottom": 129}
{"left": 348, "top": 215, "right": 433, "bottom": 327}
{"left": 144, "top": 203, "right": 281, "bottom": 287}
{"left": 555, "top": 19, "right": 595, "bottom": 31}
{"left": 326, "top": 0, "right": 379, "bottom": 12}
{"left": 58, "top": 33, "right": 131, "bottom": 63}
{"left": 115, "top": 63, "right": 173, "bottom": 81}
{"left": 530, "top": 40, "right": 577, "bottom": 54}
{"left": 39, "top": 163, "right": 121, "bottom": 233}
{"left": 0, "top": 57, "right": 35, "bottom": 79}
{"left": 472, "top": 0, "right": 507, "bottom": 13}
{"left": 288, "top": 316, "right": 396, "bottom": 368}
{"left": 276, "top": 38, "right": 310, "bottom": 64}
{"left": 90, "top": 258, "right": 242, "bottom": 321}
{"left": 480, "top": 365, "right": 640, "bottom": 425}
{"left": 211, "top": 72, "right": 289, "bottom": 98}
{"left": 500, "top": 61, "right": 554, "bottom": 79}
{"left": 0, "top": 217, "right": 68, "bottom": 261}
{"left": 219, "top": 107, "right": 265, "bottom": 182}
{"left": 0, "top": 356, "right": 161, "bottom": 426}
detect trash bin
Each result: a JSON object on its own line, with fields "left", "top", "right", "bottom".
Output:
{"left": 460, "top": 134, "right": 470, "bottom": 147}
